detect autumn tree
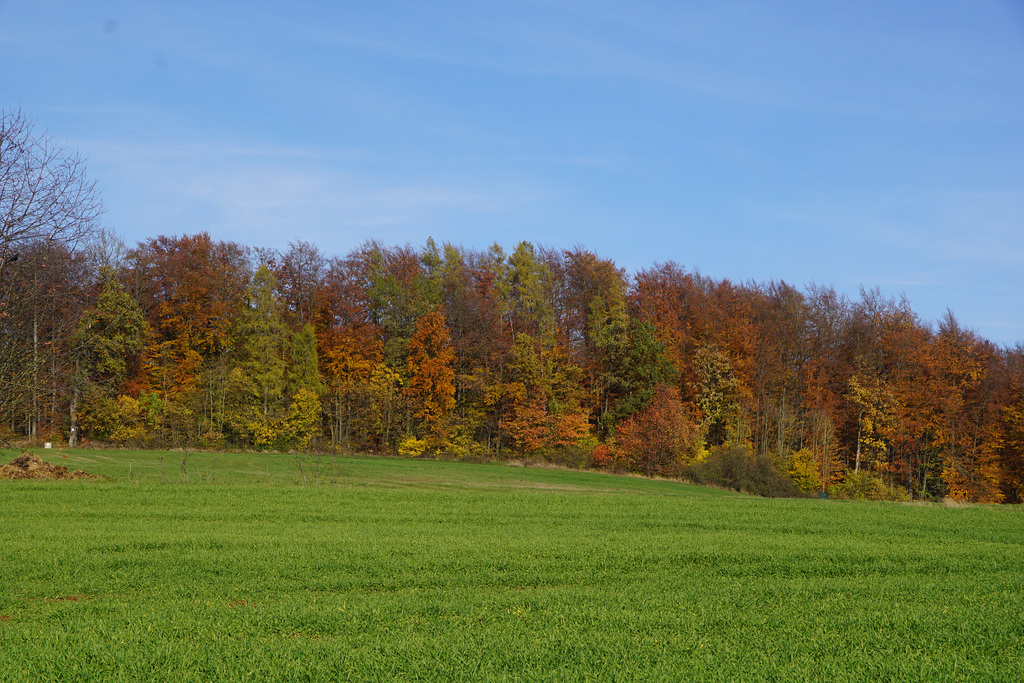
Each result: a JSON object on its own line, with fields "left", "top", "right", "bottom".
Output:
{"left": 497, "top": 333, "right": 591, "bottom": 459}
{"left": 996, "top": 345, "right": 1024, "bottom": 503}
{"left": 630, "top": 261, "right": 695, "bottom": 380}
{"left": 594, "top": 316, "right": 677, "bottom": 435}
{"left": 404, "top": 310, "right": 456, "bottom": 448}
{"left": 748, "top": 281, "right": 809, "bottom": 458}
{"left": 288, "top": 323, "right": 324, "bottom": 396}
{"left": 316, "top": 254, "right": 393, "bottom": 451}
{"left": 126, "top": 233, "right": 250, "bottom": 444}
{"left": 845, "top": 287, "right": 930, "bottom": 491}
{"left": 225, "top": 264, "right": 289, "bottom": 448}
{"left": 694, "top": 344, "right": 742, "bottom": 448}
{"left": 801, "top": 284, "right": 852, "bottom": 490}
{"left": 846, "top": 374, "right": 898, "bottom": 473}
{"left": 74, "top": 266, "right": 147, "bottom": 390}
{"left": 433, "top": 243, "right": 512, "bottom": 454}
{"left": 128, "top": 233, "right": 249, "bottom": 360}
{"left": 927, "top": 312, "right": 1002, "bottom": 502}
{"left": 630, "top": 262, "right": 720, "bottom": 423}
{"left": 616, "top": 384, "right": 697, "bottom": 476}
{"left": 273, "top": 239, "right": 326, "bottom": 328}
{"left": 276, "top": 323, "right": 324, "bottom": 452}
{"left": 997, "top": 400, "right": 1024, "bottom": 504}
{"left": 557, "top": 247, "right": 628, "bottom": 370}
{"left": 498, "top": 333, "right": 549, "bottom": 453}
{"left": 354, "top": 241, "right": 436, "bottom": 366}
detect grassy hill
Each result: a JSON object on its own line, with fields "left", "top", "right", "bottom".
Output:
{"left": 1, "top": 448, "right": 1021, "bottom": 681}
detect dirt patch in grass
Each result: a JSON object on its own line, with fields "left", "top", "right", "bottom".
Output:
{"left": 42, "top": 595, "right": 89, "bottom": 603}
{"left": 0, "top": 453, "right": 101, "bottom": 480}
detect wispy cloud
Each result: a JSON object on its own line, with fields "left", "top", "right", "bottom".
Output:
{"left": 744, "top": 184, "right": 1024, "bottom": 267}
{"left": 87, "top": 138, "right": 543, "bottom": 252}
{"left": 301, "top": 1, "right": 1024, "bottom": 122}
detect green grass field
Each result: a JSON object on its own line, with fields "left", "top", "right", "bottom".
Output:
{"left": 1, "top": 448, "right": 1022, "bottom": 681}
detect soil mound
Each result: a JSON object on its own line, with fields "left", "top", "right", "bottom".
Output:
{"left": 0, "top": 453, "right": 100, "bottom": 480}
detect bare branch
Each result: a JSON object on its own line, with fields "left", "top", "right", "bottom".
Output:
{"left": 0, "top": 107, "right": 104, "bottom": 286}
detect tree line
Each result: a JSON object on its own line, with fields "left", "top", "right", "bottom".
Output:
{"left": 2, "top": 232, "right": 1023, "bottom": 502}
{"left": 2, "top": 108, "right": 1022, "bottom": 502}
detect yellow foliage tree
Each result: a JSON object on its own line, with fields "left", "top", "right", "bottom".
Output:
{"left": 788, "top": 447, "right": 823, "bottom": 493}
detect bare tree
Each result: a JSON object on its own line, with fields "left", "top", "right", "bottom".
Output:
{"left": 83, "top": 226, "right": 128, "bottom": 273}
{"left": 0, "top": 108, "right": 103, "bottom": 440}
{"left": 0, "top": 108, "right": 103, "bottom": 286}
{"left": 0, "top": 242, "right": 91, "bottom": 440}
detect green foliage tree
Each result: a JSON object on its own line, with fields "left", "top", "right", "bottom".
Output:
{"left": 74, "top": 266, "right": 146, "bottom": 390}
{"left": 224, "top": 265, "right": 289, "bottom": 447}
{"left": 595, "top": 318, "right": 677, "bottom": 435}
{"left": 72, "top": 265, "right": 147, "bottom": 444}
{"left": 287, "top": 323, "right": 324, "bottom": 396}
{"left": 508, "top": 241, "right": 555, "bottom": 341}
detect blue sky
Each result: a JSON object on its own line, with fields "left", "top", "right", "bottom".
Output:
{"left": 3, "top": 1, "right": 1024, "bottom": 345}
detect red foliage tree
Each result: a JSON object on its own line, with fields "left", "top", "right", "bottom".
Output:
{"left": 616, "top": 384, "right": 698, "bottom": 476}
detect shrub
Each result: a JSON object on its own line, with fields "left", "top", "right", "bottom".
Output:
{"left": 398, "top": 436, "right": 429, "bottom": 457}
{"left": 686, "top": 446, "right": 804, "bottom": 498}
{"left": 829, "top": 470, "right": 911, "bottom": 502}
{"left": 544, "top": 446, "right": 591, "bottom": 469}
{"left": 590, "top": 443, "right": 613, "bottom": 469}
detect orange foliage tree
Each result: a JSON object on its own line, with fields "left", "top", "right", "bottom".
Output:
{"left": 405, "top": 310, "right": 456, "bottom": 445}
{"left": 498, "top": 333, "right": 590, "bottom": 457}
{"left": 927, "top": 313, "right": 1002, "bottom": 502}
{"left": 126, "top": 233, "right": 249, "bottom": 444}
{"left": 616, "top": 384, "right": 698, "bottom": 476}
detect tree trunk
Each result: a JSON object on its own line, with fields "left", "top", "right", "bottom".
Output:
{"left": 855, "top": 409, "right": 863, "bottom": 473}
{"left": 31, "top": 314, "right": 38, "bottom": 438}
{"left": 69, "top": 384, "right": 80, "bottom": 447}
